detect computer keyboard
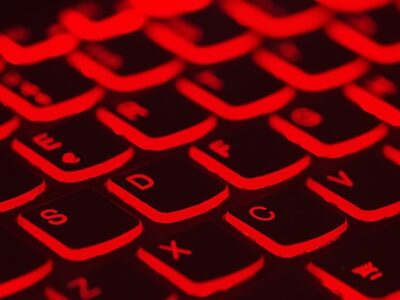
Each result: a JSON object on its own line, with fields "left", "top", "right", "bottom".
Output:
{"left": 0, "top": 0, "right": 399, "bottom": 299}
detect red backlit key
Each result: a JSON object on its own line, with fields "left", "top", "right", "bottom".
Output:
{"left": 225, "top": 187, "right": 347, "bottom": 258}
{"left": 18, "top": 189, "right": 143, "bottom": 261}
{"left": 383, "top": 137, "right": 400, "bottom": 167}
{"left": 307, "top": 221, "right": 400, "bottom": 300}
{"left": 189, "top": 125, "right": 311, "bottom": 190}
{"left": 255, "top": 30, "right": 369, "bottom": 91}
{"left": 68, "top": 31, "right": 184, "bottom": 92}
{"left": 222, "top": 0, "right": 333, "bottom": 38}
{"left": 176, "top": 55, "right": 295, "bottom": 121}
{"left": 307, "top": 149, "right": 400, "bottom": 222}
{"left": 107, "top": 156, "right": 229, "bottom": 223}
{"left": 11, "top": 116, "right": 133, "bottom": 183}
{"left": 0, "top": 154, "right": 45, "bottom": 212}
{"left": 0, "top": 57, "right": 104, "bottom": 122}
{"left": 44, "top": 261, "right": 176, "bottom": 300}
{"left": 60, "top": 0, "right": 146, "bottom": 41}
{"left": 130, "top": 0, "right": 211, "bottom": 17}
{"left": 97, "top": 84, "right": 217, "bottom": 151}
{"left": 268, "top": 89, "right": 388, "bottom": 158}
{"left": 145, "top": 5, "right": 261, "bottom": 65}
{"left": 0, "top": 1, "right": 78, "bottom": 65}
{"left": 0, "top": 228, "right": 53, "bottom": 298}
{"left": 327, "top": 4, "right": 400, "bottom": 64}
{"left": 0, "top": 103, "right": 19, "bottom": 139}
{"left": 344, "top": 65, "right": 400, "bottom": 126}
{"left": 316, "top": 0, "right": 391, "bottom": 12}
{"left": 137, "top": 223, "right": 265, "bottom": 297}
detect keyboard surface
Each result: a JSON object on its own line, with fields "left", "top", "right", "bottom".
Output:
{"left": 0, "top": 0, "right": 399, "bottom": 299}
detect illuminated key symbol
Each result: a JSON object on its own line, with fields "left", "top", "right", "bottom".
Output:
{"left": 364, "top": 75, "right": 397, "bottom": 98}
{"left": 195, "top": 70, "right": 224, "bottom": 91}
{"left": 352, "top": 261, "right": 383, "bottom": 281}
{"left": 278, "top": 41, "right": 302, "bottom": 62}
{"left": 158, "top": 240, "right": 192, "bottom": 261}
{"left": 33, "top": 132, "right": 62, "bottom": 151}
{"left": 116, "top": 101, "right": 149, "bottom": 121}
{"left": 62, "top": 152, "right": 81, "bottom": 164}
{"left": 249, "top": 206, "right": 276, "bottom": 222}
{"left": 290, "top": 107, "right": 323, "bottom": 128}
{"left": 326, "top": 170, "right": 354, "bottom": 187}
{"left": 209, "top": 140, "right": 230, "bottom": 158}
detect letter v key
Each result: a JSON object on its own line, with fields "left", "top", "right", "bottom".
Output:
{"left": 326, "top": 170, "right": 354, "bottom": 187}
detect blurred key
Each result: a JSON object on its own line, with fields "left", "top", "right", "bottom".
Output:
{"left": 145, "top": 4, "right": 261, "bottom": 65}
{"left": 137, "top": 223, "right": 264, "bottom": 297}
{"left": 0, "top": 154, "right": 45, "bottom": 212}
{"left": 255, "top": 30, "right": 369, "bottom": 91}
{"left": 307, "top": 148, "right": 400, "bottom": 222}
{"left": 0, "top": 0, "right": 78, "bottom": 64}
{"left": 225, "top": 187, "right": 347, "bottom": 258}
{"left": 12, "top": 116, "right": 133, "bottom": 182}
{"left": 60, "top": 0, "right": 146, "bottom": 41}
{"left": 345, "top": 65, "right": 400, "bottom": 126}
{"left": 0, "top": 103, "right": 19, "bottom": 139}
{"left": 269, "top": 89, "right": 388, "bottom": 158}
{"left": 316, "top": 0, "right": 391, "bottom": 13}
{"left": 68, "top": 31, "right": 184, "bottom": 92}
{"left": 131, "top": 0, "right": 211, "bottom": 18}
{"left": 222, "top": 0, "right": 333, "bottom": 38}
{"left": 97, "top": 84, "right": 216, "bottom": 151}
{"left": 327, "top": 4, "right": 400, "bottom": 64}
{"left": 0, "top": 228, "right": 53, "bottom": 298}
{"left": 44, "top": 261, "right": 175, "bottom": 300}
{"left": 107, "top": 155, "right": 229, "bottom": 223}
{"left": 307, "top": 221, "right": 400, "bottom": 299}
{"left": 177, "top": 55, "right": 295, "bottom": 121}
{"left": 18, "top": 189, "right": 143, "bottom": 261}
{"left": 0, "top": 57, "right": 104, "bottom": 122}
{"left": 189, "top": 124, "right": 311, "bottom": 190}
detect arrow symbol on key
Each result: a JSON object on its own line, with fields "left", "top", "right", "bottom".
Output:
{"left": 326, "top": 170, "right": 354, "bottom": 187}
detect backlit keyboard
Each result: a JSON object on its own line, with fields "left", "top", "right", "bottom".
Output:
{"left": 0, "top": 0, "right": 399, "bottom": 299}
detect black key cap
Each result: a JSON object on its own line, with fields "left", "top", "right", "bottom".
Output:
{"left": 345, "top": 65, "right": 400, "bottom": 126}
{"left": 269, "top": 89, "right": 388, "bottom": 158}
{"left": 327, "top": 4, "right": 400, "bottom": 64}
{"left": 11, "top": 117, "right": 133, "bottom": 182}
{"left": 0, "top": 103, "right": 19, "bottom": 139}
{"left": 137, "top": 223, "right": 265, "bottom": 297}
{"left": 68, "top": 31, "right": 184, "bottom": 92}
{"left": 225, "top": 187, "right": 347, "bottom": 258}
{"left": 307, "top": 221, "right": 400, "bottom": 299}
{"left": 18, "top": 189, "right": 143, "bottom": 261}
{"left": 307, "top": 148, "right": 400, "bottom": 222}
{"left": 44, "top": 261, "right": 176, "bottom": 300}
{"left": 0, "top": 154, "right": 45, "bottom": 212}
{"left": 0, "top": 0, "right": 78, "bottom": 64}
{"left": 222, "top": 0, "right": 333, "bottom": 38}
{"left": 176, "top": 55, "right": 295, "bottom": 120}
{"left": 97, "top": 84, "right": 216, "bottom": 151}
{"left": 0, "top": 57, "right": 104, "bottom": 122}
{"left": 60, "top": 0, "right": 146, "bottom": 41}
{"left": 131, "top": 0, "right": 211, "bottom": 17}
{"left": 145, "top": 4, "right": 261, "bottom": 64}
{"left": 107, "top": 155, "right": 229, "bottom": 223}
{"left": 240, "top": 274, "right": 337, "bottom": 300}
{"left": 316, "top": 0, "right": 390, "bottom": 12}
{"left": 189, "top": 124, "right": 311, "bottom": 190}
{"left": 255, "top": 30, "right": 369, "bottom": 91}
{"left": 0, "top": 228, "right": 53, "bottom": 298}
